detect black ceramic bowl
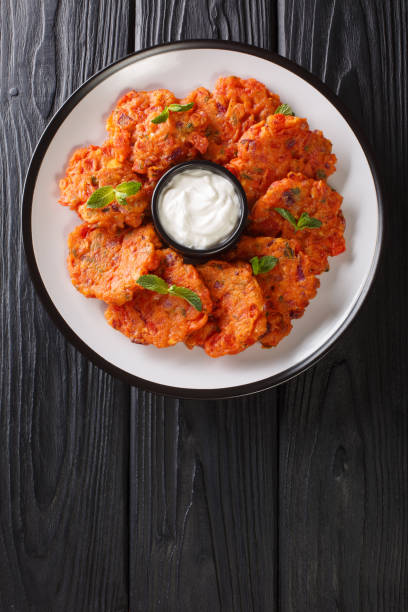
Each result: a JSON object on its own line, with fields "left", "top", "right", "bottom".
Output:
{"left": 151, "top": 160, "right": 248, "bottom": 259}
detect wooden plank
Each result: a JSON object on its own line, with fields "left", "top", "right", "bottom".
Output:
{"left": 129, "top": 2, "right": 279, "bottom": 611}
{"left": 130, "top": 391, "right": 278, "bottom": 611}
{"left": 277, "top": 1, "right": 408, "bottom": 610}
{"left": 0, "top": 1, "right": 131, "bottom": 610}
{"left": 134, "top": 0, "right": 276, "bottom": 48}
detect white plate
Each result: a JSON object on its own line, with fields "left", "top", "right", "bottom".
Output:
{"left": 23, "top": 42, "right": 383, "bottom": 398}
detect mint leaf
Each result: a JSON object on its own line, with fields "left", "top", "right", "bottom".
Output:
{"left": 274, "top": 207, "right": 298, "bottom": 230}
{"left": 251, "top": 255, "right": 278, "bottom": 275}
{"left": 113, "top": 180, "right": 142, "bottom": 206}
{"left": 250, "top": 256, "right": 260, "bottom": 275}
{"left": 136, "top": 275, "right": 169, "bottom": 294}
{"left": 274, "top": 103, "right": 294, "bottom": 116}
{"left": 151, "top": 102, "right": 194, "bottom": 123}
{"left": 151, "top": 108, "right": 170, "bottom": 124}
{"left": 115, "top": 180, "right": 141, "bottom": 196}
{"left": 136, "top": 276, "right": 203, "bottom": 311}
{"left": 168, "top": 285, "right": 202, "bottom": 311}
{"left": 274, "top": 207, "right": 322, "bottom": 232}
{"left": 297, "top": 212, "right": 322, "bottom": 230}
{"left": 167, "top": 102, "right": 194, "bottom": 112}
{"left": 258, "top": 255, "right": 279, "bottom": 274}
{"left": 87, "top": 181, "right": 142, "bottom": 208}
{"left": 115, "top": 193, "right": 128, "bottom": 207}
{"left": 86, "top": 185, "right": 115, "bottom": 209}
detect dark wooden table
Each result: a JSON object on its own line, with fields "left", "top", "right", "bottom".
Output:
{"left": 1, "top": 1, "right": 407, "bottom": 610}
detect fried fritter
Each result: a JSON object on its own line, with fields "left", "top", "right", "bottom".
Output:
{"left": 226, "top": 236, "right": 319, "bottom": 347}
{"left": 59, "top": 142, "right": 151, "bottom": 228}
{"left": 105, "top": 249, "right": 212, "bottom": 348}
{"left": 186, "top": 260, "right": 266, "bottom": 357}
{"left": 249, "top": 172, "right": 345, "bottom": 274}
{"left": 226, "top": 114, "right": 337, "bottom": 203}
{"left": 106, "top": 88, "right": 210, "bottom": 182}
{"left": 68, "top": 223, "right": 162, "bottom": 305}
{"left": 131, "top": 95, "right": 209, "bottom": 181}
{"left": 106, "top": 89, "right": 178, "bottom": 161}
{"left": 191, "top": 77, "right": 281, "bottom": 165}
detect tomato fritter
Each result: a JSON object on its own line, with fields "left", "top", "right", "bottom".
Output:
{"left": 68, "top": 223, "right": 162, "bottom": 305}
{"left": 106, "top": 89, "right": 178, "bottom": 161}
{"left": 226, "top": 114, "right": 337, "bottom": 203}
{"left": 191, "top": 77, "right": 281, "bottom": 165}
{"left": 130, "top": 93, "right": 210, "bottom": 181}
{"left": 186, "top": 261, "right": 266, "bottom": 357}
{"left": 106, "top": 88, "right": 211, "bottom": 182}
{"left": 249, "top": 172, "right": 345, "bottom": 274}
{"left": 226, "top": 236, "right": 319, "bottom": 347}
{"left": 105, "top": 249, "right": 212, "bottom": 348}
{"left": 59, "top": 142, "right": 151, "bottom": 228}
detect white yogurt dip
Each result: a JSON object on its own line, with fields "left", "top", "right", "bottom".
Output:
{"left": 157, "top": 168, "right": 241, "bottom": 249}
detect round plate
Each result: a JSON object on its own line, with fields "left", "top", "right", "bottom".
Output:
{"left": 23, "top": 41, "right": 383, "bottom": 399}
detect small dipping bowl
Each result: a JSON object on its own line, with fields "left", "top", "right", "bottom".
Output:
{"left": 151, "top": 160, "right": 248, "bottom": 260}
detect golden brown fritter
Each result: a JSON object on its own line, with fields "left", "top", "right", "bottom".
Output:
{"left": 226, "top": 114, "right": 337, "bottom": 203}
{"left": 191, "top": 77, "right": 281, "bottom": 165}
{"left": 186, "top": 260, "right": 266, "bottom": 357}
{"left": 130, "top": 92, "right": 210, "bottom": 181}
{"left": 249, "top": 172, "right": 345, "bottom": 274}
{"left": 106, "top": 89, "right": 178, "bottom": 161}
{"left": 59, "top": 143, "right": 151, "bottom": 229}
{"left": 226, "top": 236, "right": 319, "bottom": 347}
{"left": 105, "top": 249, "right": 212, "bottom": 348}
{"left": 68, "top": 223, "right": 162, "bottom": 305}
{"left": 106, "top": 88, "right": 211, "bottom": 182}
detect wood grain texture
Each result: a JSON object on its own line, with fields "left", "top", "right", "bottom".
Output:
{"left": 0, "top": 1, "right": 130, "bottom": 610}
{"left": 133, "top": 0, "right": 276, "bottom": 48}
{"left": 130, "top": 390, "right": 278, "bottom": 612}
{"left": 129, "top": 2, "right": 279, "bottom": 611}
{"left": 278, "top": 1, "right": 408, "bottom": 610}
{"left": 2, "top": 1, "right": 407, "bottom": 611}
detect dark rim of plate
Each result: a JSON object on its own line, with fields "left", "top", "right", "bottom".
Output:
{"left": 22, "top": 40, "right": 384, "bottom": 400}
{"left": 151, "top": 160, "right": 248, "bottom": 260}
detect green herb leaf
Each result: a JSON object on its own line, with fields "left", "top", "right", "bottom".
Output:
{"left": 167, "top": 102, "right": 194, "bottom": 112}
{"left": 151, "top": 102, "right": 194, "bottom": 124}
{"left": 136, "top": 274, "right": 169, "bottom": 294}
{"left": 250, "top": 256, "right": 260, "bottom": 275}
{"left": 274, "top": 207, "right": 298, "bottom": 230}
{"left": 108, "top": 180, "right": 142, "bottom": 206}
{"left": 274, "top": 207, "right": 322, "bottom": 232}
{"left": 250, "top": 255, "right": 279, "bottom": 275}
{"left": 168, "top": 285, "right": 202, "bottom": 311}
{"left": 115, "top": 193, "right": 128, "bottom": 206}
{"left": 115, "top": 180, "right": 141, "bottom": 196}
{"left": 258, "top": 255, "right": 279, "bottom": 274}
{"left": 296, "top": 212, "right": 322, "bottom": 230}
{"left": 316, "top": 169, "right": 327, "bottom": 179}
{"left": 136, "top": 276, "right": 203, "bottom": 311}
{"left": 86, "top": 185, "right": 115, "bottom": 209}
{"left": 274, "top": 103, "right": 295, "bottom": 116}
{"left": 87, "top": 180, "right": 142, "bottom": 209}
{"left": 151, "top": 108, "right": 170, "bottom": 124}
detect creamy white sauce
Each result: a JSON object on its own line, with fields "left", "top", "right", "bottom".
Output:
{"left": 157, "top": 168, "right": 241, "bottom": 249}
